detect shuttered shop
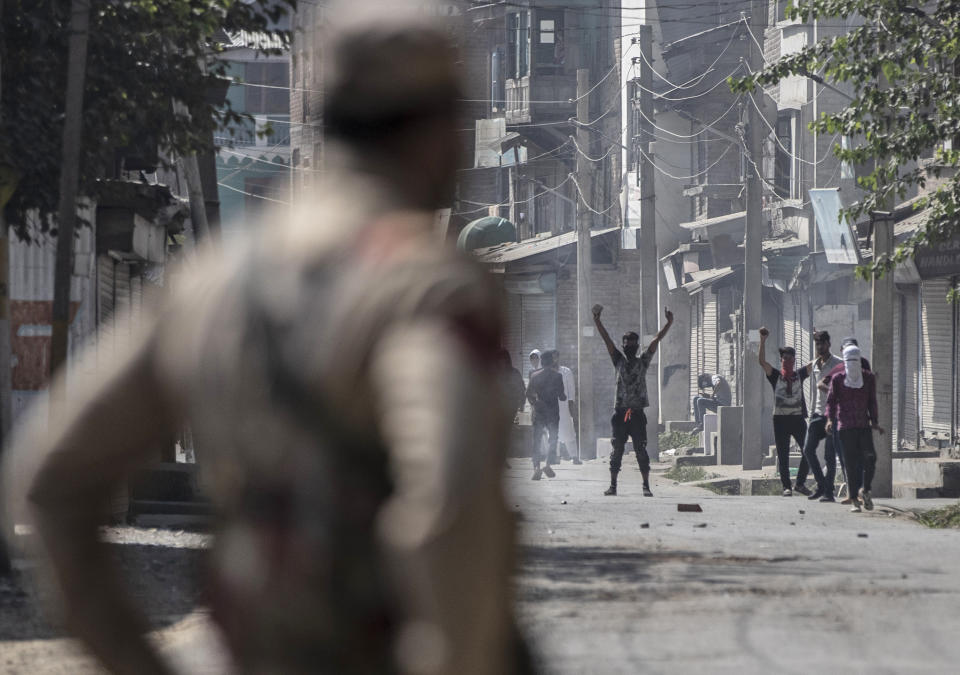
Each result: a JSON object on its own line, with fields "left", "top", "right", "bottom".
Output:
{"left": 689, "top": 293, "right": 703, "bottom": 406}
{"left": 703, "top": 289, "right": 718, "bottom": 375}
{"left": 504, "top": 292, "right": 523, "bottom": 374}
{"left": 920, "top": 279, "right": 954, "bottom": 437}
{"left": 894, "top": 287, "right": 920, "bottom": 448}
{"left": 518, "top": 294, "right": 557, "bottom": 380}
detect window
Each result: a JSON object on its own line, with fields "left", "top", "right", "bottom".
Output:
{"left": 507, "top": 11, "right": 530, "bottom": 79}
{"left": 534, "top": 10, "right": 564, "bottom": 72}
{"left": 491, "top": 48, "right": 505, "bottom": 113}
{"left": 774, "top": 113, "right": 796, "bottom": 199}
{"left": 539, "top": 19, "right": 555, "bottom": 44}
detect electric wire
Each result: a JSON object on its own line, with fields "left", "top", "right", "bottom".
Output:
{"left": 635, "top": 95, "right": 742, "bottom": 139}
{"left": 748, "top": 93, "right": 841, "bottom": 166}
{"left": 637, "top": 141, "right": 738, "bottom": 181}
{"left": 631, "top": 62, "right": 745, "bottom": 101}
{"left": 217, "top": 180, "right": 290, "bottom": 205}
{"left": 634, "top": 17, "right": 745, "bottom": 93}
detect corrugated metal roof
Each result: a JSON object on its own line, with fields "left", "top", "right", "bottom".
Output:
{"left": 681, "top": 266, "right": 738, "bottom": 293}
{"left": 678, "top": 210, "right": 745, "bottom": 233}
{"left": 895, "top": 209, "right": 928, "bottom": 241}
{"left": 472, "top": 227, "right": 620, "bottom": 264}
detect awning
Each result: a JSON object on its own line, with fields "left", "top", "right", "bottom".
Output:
{"left": 456, "top": 216, "right": 517, "bottom": 251}
{"left": 473, "top": 227, "right": 620, "bottom": 265}
{"left": 678, "top": 210, "right": 745, "bottom": 237}
{"left": 659, "top": 241, "right": 712, "bottom": 263}
{"left": 809, "top": 188, "right": 860, "bottom": 264}
{"left": 681, "top": 266, "right": 739, "bottom": 294}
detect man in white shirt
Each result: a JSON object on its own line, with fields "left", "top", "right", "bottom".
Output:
{"left": 553, "top": 350, "right": 580, "bottom": 464}
{"left": 801, "top": 330, "right": 844, "bottom": 501}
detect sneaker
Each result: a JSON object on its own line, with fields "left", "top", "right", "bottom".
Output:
{"left": 850, "top": 503, "right": 862, "bottom": 513}
{"left": 782, "top": 488, "right": 792, "bottom": 497}
{"left": 808, "top": 487, "right": 825, "bottom": 500}
{"left": 532, "top": 468, "right": 542, "bottom": 481}
{"left": 603, "top": 485, "right": 617, "bottom": 496}
{"left": 543, "top": 465, "right": 556, "bottom": 478}
{"left": 819, "top": 495, "right": 836, "bottom": 503}
{"left": 860, "top": 489, "right": 873, "bottom": 511}
{"left": 642, "top": 486, "right": 653, "bottom": 497}
{"left": 794, "top": 484, "right": 812, "bottom": 497}
{"left": 840, "top": 497, "right": 853, "bottom": 505}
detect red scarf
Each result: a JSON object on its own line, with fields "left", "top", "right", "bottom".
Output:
{"left": 781, "top": 363, "right": 795, "bottom": 395}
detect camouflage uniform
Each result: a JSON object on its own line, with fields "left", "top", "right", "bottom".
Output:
{"left": 150, "top": 184, "right": 517, "bottom": 674}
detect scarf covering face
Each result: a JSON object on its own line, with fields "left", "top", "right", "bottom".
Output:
{"left": 843, "top": 344, "right": 864, "bottom": 389}
{"left": 781, "top": 357, "right": 795, "bottom": 395}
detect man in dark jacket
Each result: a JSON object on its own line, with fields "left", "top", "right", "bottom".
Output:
{"left": 825, "top": 344, "right": 884, "bottom": 512}
{"left": 526, "top": 350, "right": 565, "bottom": 480}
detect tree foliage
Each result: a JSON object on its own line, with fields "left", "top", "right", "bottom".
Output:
{"left": 0, "top": 0, "right": 295, "bottom": 237}
{"left": 732, "top": 0, "right": 960, "bottom": 282}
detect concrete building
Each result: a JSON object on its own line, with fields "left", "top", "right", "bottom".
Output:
{"left": 216, "top": 19, "right": 292, "bottom": 235}
{"left": 631, "top": 0, "right": 959, "bottom": 473}
{"left": 458, "top": 1, "right": 633, "bottom": 456}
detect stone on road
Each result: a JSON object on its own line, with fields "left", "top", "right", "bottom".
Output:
{"left": 511, "top": 458, "right": 960, "bottom": 674}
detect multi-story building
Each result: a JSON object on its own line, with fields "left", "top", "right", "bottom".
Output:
{"left": 458, "top": 1, "right": 641, "bottom": 455}
{"left": 216, "top": 20, "right": 292, "bottom": 236}
{"left": 638, "top": 0, "right": 960, "bottom": 464}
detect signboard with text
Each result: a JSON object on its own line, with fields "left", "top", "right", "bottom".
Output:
{"left": 914, "top": 234, "right": 960, "bottom": 279}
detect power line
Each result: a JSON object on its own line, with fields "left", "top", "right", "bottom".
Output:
{"left": 570, "top": 136, "right": 618, "bottom": 163}
{"left": 637, "top": 141, "right": 738, "bottom": 181}
{"left": 570, "top": 174, "right": 618, "bottom": 216}
{"left": 635, "top": 94, "right": 742, "bottom": 139}
{"left": 634, "top": 17, "right": 745, "bottom": 93}
{"left": 632, "top": 62, "right": 744, "bottom": 101}
{"left": 747, "top": 93, "right": 841, "bottom": 166}
{"left": 217, "top": 180, "right": 290, "bottom": 205}
{"left": 218, "top": 147, "right": 324, "bottom": 173}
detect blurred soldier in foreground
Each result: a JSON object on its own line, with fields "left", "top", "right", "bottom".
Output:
{"left": 3, "top": 3, "right": 525, "bottom": 674}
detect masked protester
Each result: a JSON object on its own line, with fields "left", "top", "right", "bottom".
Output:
{"left": 825, "top": 344, "right": 884, "bottom": 512}
{"left": 758, "top": 327, "right": 812, "bottom": 496}
{"left": 592, "top": 304, "right": 673, "bottom": 497}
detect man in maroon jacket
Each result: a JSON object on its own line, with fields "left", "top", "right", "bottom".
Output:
{"left": 825, "top": 344, "right": 884, "bottom": 512}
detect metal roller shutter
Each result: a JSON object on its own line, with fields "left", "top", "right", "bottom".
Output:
{"left": 703, "top": 289, "right": 718, "bottom": 375}
{"left": 920, "top": 279, "right": 953, "bottom": 436}
{"left": 901, "top": 287, "right": 920, "bottom": 448}
{"left": 689, "top": 294, "right": 702, "bottom": 415}
{"left": 504, "top": 291, "right": 523, "bottom": 373}
{"left": 520, "top": 294, "right": 556, "bottom": 381}
{"left": 892, "top": 290, "right": 902, "bottom": 445}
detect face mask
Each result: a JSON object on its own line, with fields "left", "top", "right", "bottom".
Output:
{"left": 624, "top": 345, "right": 639, "bottom": 358}
{"left": 781, "top": 358, "right": 795, "bottom": 394}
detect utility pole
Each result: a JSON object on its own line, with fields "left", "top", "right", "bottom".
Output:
{"left": 741, "top": 2, "right": 767, "bottom": 469}
{"left": 173, "top": 102, "right": 212, "bottom": 242}
{"left": 575, "top": 68, "right": 596, "bottom": 460}
{"left": 0, "top": 0, "right": 11, "bottom": 447}
{"left": 870, "top": 16, "right": 894, "bottom": 497}
{"left": 0, "top": 0, "right": 11, "bottom": 576}
{"left": 637, "top": 25, "right": 659, "bottom": 460}
{"left": 50, "top": 0, "right": 91, "bottom": 402}
{"left": 870, "top": 213, "right": 895, "bottom": 496}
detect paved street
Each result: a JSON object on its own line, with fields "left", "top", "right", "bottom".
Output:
{"left": 4, "top": 458, "right": 960, "bottom": 674}
{"left": 510, "top": 458, "right": 960, "bottom": 674}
